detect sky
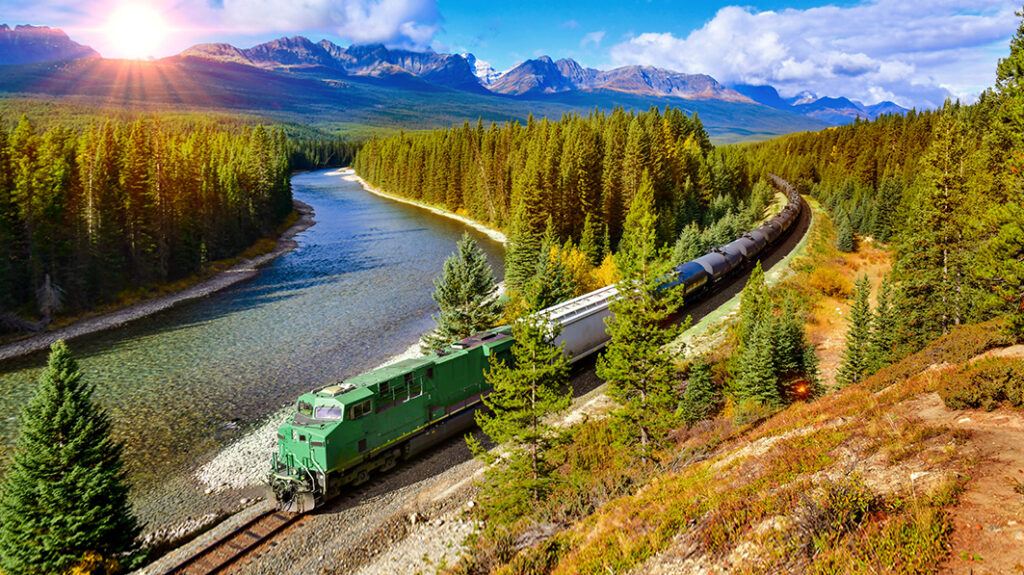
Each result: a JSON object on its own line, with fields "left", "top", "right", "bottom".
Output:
{"left": 2, "top": 0, "right": 1018, "bottom": 109}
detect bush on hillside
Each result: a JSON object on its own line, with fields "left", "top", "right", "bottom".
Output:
{"left": 938, "top": 357, "right": 1024, "bottom": 411}
{"left": 865, "top": 319, "right": 1017, "bottom": 391}
{"left": 808, "top": 268, "right": 853, "bottom": 299}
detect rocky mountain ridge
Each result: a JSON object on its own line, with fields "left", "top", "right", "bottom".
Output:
{"left": 732, "top": 83, "right": 908, "bottom": 123}
{"left": 181, "top": 38, "right": 485, "bottom": 92}
{"left": 489, "top": 55, "right": 753, "bottom": 103}
{"left": 0, "top": 24, "right": 99, "bottom": 65}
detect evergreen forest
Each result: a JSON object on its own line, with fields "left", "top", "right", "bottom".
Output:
{"left": 354, "top": 107, "right": 773, "bottom": 295}
{"left": 0, "top": 116, "right": 293, "bottom": 323}
{"left": 739, "top": 37, "right": 1024, "bottom": 347}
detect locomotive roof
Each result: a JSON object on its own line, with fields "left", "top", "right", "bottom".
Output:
{"left": 344, "top": 357, "right": 435, "bottom": 387}
{"left": 308, "top": 327, "right": 512, "bottom": 402}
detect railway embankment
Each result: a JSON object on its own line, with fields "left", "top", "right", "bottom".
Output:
{"left": 0, "top": 200, "right": 316, "bottom": 363}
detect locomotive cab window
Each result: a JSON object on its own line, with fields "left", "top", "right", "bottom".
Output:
{"left": 348, "top": 400, "right": 372, "bottom": 419}
{"left": 314, "top": 406, "right": 344, "bottom": 420}
{"left": 298, "top": 401, "right": 313, "bottom": 416}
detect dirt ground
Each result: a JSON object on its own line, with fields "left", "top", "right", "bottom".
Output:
{"left": 806, "top": 237, "right": 893, "bottom": 386}
{"left": 906, "top": 346, "right": 1024, "bottom": 574}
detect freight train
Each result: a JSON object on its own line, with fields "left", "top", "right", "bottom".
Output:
{"left": 270, "top": 175, "right": 802, "bottom": 512}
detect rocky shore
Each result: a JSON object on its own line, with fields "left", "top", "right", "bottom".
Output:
{"left": 0, "top": 200, "right": 316, "bottom": 363}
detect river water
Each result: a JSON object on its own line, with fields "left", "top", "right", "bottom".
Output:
{"left": 0, "top": 169, "right": 505, "bottom": 525}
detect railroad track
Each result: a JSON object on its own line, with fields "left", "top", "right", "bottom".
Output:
{"left": 160, "top": 509, "right": 301, "bottom": 575}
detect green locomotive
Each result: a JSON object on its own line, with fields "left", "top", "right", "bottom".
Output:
{"left": 270, "top": 327, "right": 513, "bottom": 512}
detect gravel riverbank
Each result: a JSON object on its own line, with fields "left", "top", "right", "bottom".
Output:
{"left": 338, "top": 168, "right": 507, "bottom": 246}
{"left": 0, "top": 200, "right": 316, "bottom": 363}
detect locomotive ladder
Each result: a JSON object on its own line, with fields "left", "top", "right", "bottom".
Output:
{"left": 159, "top": 509, "right": 300, "bottom": 575}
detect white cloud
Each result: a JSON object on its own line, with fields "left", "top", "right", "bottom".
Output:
{"left": 0, "top": 0, "right": 442, "bottom": 53}
{"left": 580, "top": 30, "right": 605, "bottom": 48}
{"left": 608, "top": 0, "right": 1017, "bottom": 109}
{"left": 216, "top": 0, "right": 441, "bottom": 48}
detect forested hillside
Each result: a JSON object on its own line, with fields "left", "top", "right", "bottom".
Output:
{"left": 355, "top": 107, "right": 768, "bottom": 293}
{"left": 739, "top": 17, "right": 1024, "bottom": 347}
{"left": 0, "top": 116, "right": 292, "bottom": 323}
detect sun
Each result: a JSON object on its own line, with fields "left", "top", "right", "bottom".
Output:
{"left": 104, "top": 4, "right": 170, "bottom": 59}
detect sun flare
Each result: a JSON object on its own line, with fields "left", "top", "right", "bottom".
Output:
{"left": 105, "top": 4, "right": 170, "bottom": 59}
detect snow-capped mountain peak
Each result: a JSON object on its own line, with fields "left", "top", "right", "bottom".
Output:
{"left": 461, "top": 53, "right": 502, "bottom": 86}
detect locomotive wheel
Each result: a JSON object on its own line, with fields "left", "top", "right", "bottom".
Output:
{"left": 354, "top": 469, "right": 369, "bottom": 485}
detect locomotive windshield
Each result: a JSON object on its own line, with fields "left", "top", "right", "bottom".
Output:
{"left": 298, "top": 401, "right": 313, "bottom": 416}
{"left": 314, "top": 406, "right": 344, "bottom": 420}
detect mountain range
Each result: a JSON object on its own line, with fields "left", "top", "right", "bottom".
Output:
{"left": 176, "top": 37, "right": 907, "bottom": 124}
{"left": 732, "top": 84, "right": 907, "bottom": 125}
{"left": 0, "top": 25, "right": 98, "bottom": 65}
{"left": 0, "top": 25, "right": 908, "bottom": 141}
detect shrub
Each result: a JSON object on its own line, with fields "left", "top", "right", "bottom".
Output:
{"left": 732, "top": 398, "right": 776, "bottom": 426}
{"left": 865, "top": 319, "right": 1016, "bottom": 391}
{"left": 809, "top": 268, "right": 853, "bottom": 298}
{"left": 938, "top": 357, "right": 1024, "bottom": 411}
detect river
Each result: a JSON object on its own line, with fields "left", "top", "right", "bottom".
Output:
{"left": 0, "top": 169, "right": 505, "bottom": 529}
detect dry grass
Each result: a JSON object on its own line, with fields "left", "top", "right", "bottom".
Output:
{"left": 778, "top": 208, "right": 893, "bottom": 386}
{"left": 453, "top": 321, "right": 1010, "bottom": 575}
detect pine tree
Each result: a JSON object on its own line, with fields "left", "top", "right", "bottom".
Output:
{"left": 771, "top": 297, "right": 805, "bottom": 377}
{"left": 732, "top": 317, "right": 781, "bottom": 406}
{"left": 872, "top": 178, "right": 901, "bottom": 242}
{"left": 596, "top": 209, "right": 685, "bottom": 451}
{"left": 615, "top": 169, "right": 659, "bottom": 279}
{"left": 469, "top": 314, "right": 570, "bottom": 518}
{"left": 671, "top": 222, "right": 704, "bottom": 265}
{"left": 579, "top": 213, "right": 602, "bottom": 266}
{"left": 421, "top": 233, "right": 503, "bottom": 352}
{"left": 681, "top": 359, "right": 716, "bottom": 425}
{"left": 523, "top": 242, "right": 576, "bottom": 312}
{"left": 737, "top": 261, "right": 770, "bottom": 348}
{"left": 837, "top": 275, "right": 873, "bottom": 386}
{"left": 505, "top": 173, "right": 545, "bottom": 292}
{"left": 866, "top": 275, "right": 898, "bottom": 374}
{"left": 0, "top": 341, "right": 138, "bottom": 574}
{"left": 835, "top": 210, "right": 855, "bottom": 252}
{"left": 983, "top": 7, "right": 1024, "bottom": 336}
{"left": 895, "top": 105, "right": 980, "bottom": 340}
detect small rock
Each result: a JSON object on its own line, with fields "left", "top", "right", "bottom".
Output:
{"left": 910, "top": 471, "right": 929, "bottom": 482}
{"left": 204, "top": 488, "right": 213, "bottom": 495}
{"left": 409, "top": 512, "right": 421, "bottom": 526}
{"left": 466, "top": 500, "right": 475, "bottom": 509}
{"left": 1009, "top": 520, "right": 1018, "bottom": 526}
{"left": 240, "top": 498, "right": 248, "bottom": 505}
{"left": 957, "top": 417, "right": 971, "bottom": 424}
